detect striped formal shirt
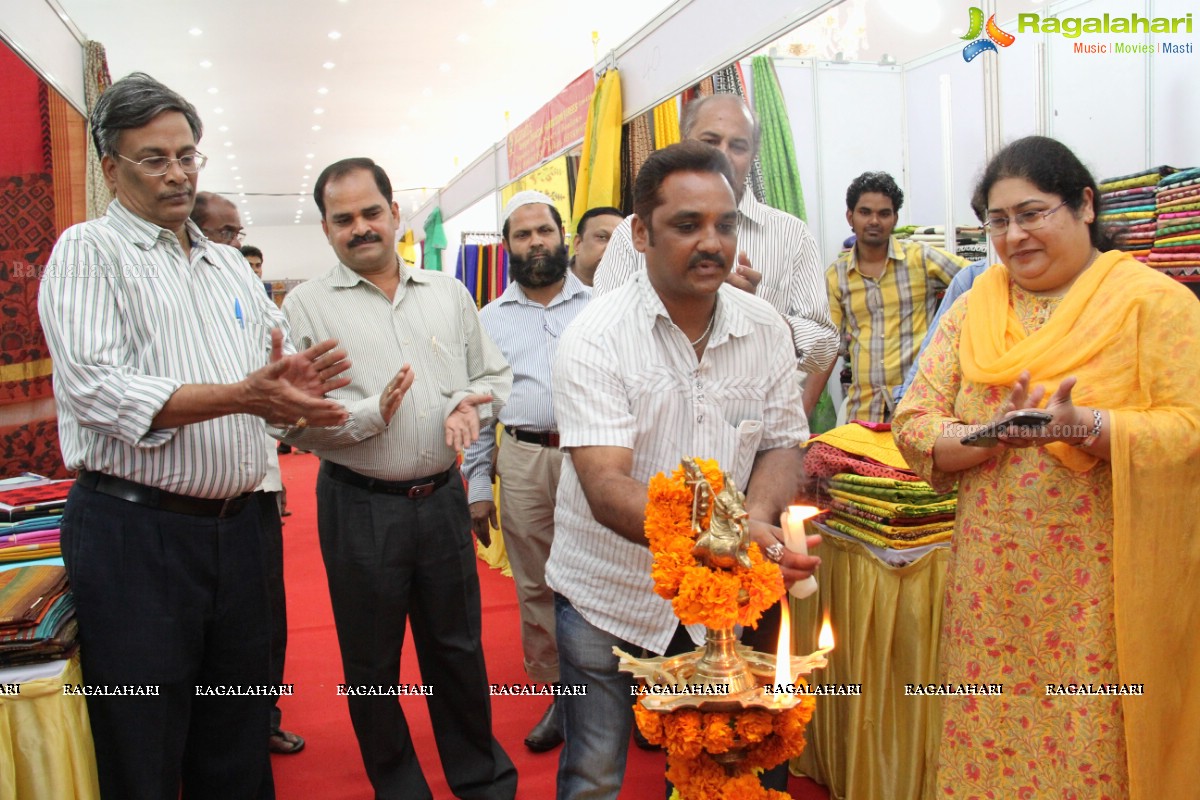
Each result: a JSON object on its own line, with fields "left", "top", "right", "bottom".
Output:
{"left": 38, "top": 199, "right": 286, "bottom": 498}
{"left": 544, "top": 272, "right": 808, "bottom": 654}
{"left": 592, "top": 191, "right": 838, "bottom": 375}
{"left": 462, "top": 272, "right": 591, "bottom": 503}
{"left": 827, "top": 237, "right": 968, "bottom": 422}
{"left": 280, "top": 261, "right": 511, "bottom": 481}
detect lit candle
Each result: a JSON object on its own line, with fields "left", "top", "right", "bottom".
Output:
{"left": 817, "top": 613, "right": 835, "bottom": 655}
{"left": 780, "top": 505, "right": 820, "bottom": 599}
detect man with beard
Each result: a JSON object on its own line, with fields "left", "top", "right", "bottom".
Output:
{"left": 464, "top": 191, "right": 591, "bottom": 753}
{"left": 801, "top": 171, "right": 968, "bottom": 422}
{"left": 280, "top": 157, "right": 516, "bottom": 800}
{"left": 546, "top": 142, "right": 817, "bottom": 798}
{"left": 38, "top": 73, "right": 351, "bottom": 799}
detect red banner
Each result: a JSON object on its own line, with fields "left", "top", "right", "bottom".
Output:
{"left": 506, "top": 70, "right": 594, "bottom": 179}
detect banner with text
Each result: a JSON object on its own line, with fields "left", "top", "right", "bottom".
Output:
{"left": 506, "top": 71, "right": 593, "bottom": 179}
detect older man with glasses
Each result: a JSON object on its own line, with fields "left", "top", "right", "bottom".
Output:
{"left": 192, "top": 190, "right": 248, "bottom": 246}
{"left": 38, "top": 72, "right": 351, "bottom": 800}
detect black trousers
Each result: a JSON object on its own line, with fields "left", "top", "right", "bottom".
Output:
{"left": 61, "top": 482, "right": 274, "bottom": 800}
{"left": 316, "top": 465, "right": 517, "bottom": 800}
{"left": 256, "top": 491, "right": 288, "bottom": 732}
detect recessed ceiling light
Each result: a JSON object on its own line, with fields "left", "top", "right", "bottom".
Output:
{"left": 439, "top": 63, "right": 450, "bottom": 72}
{"left": 312, "top": 125, "right": 321, "bottom": 131}
{"left": 306, "top": 153, "right": 315, "bottom": 158}
{"left": 421, "top": 87, "right": 433, "bottom": 97}
{"left": 313, "top": 108, "right": 324, "bottom": 115}
{"left": 305, "top": 164, "right": 312, "bottom": 170}
{"left": 295, "top": 219, "right": 301, "bottom": 224}
{"left": 231, "top": 166, "right": 239, "bottom": 171}
{"left": 298, "top": 197, "right": 305, "bottom": 203}
{"left": 456, "top": 33, "right": 471, "bottom": 44}
{"left": 189, "top": 27, "right": 203, "bottom": 36}
{"left": 240, "top": 199, "right": 247, "bottom": 204}
{"left": 317, "top": 87, "right": 329, "bottom": 96}
{"left": 200, "top": 60, "right": 212, "bottom": 68}
{"left": 328, "top": 31, "right": 341, "bottom": 39}
{"left": 207, "top": 87, "right": 218, "bottom": 94}
{"left": 213, "top": 107, "right": 224, "bottom": 114}
{"left": 224, "top": 141, "right": 233, "bottom": 147}
{"left": 218, "top": 125, "right": 229, "bottom": 132}
{"left": 238, "top": 192, "right": 246, "bottom": 197}
{"left": 322, "top": 62, "right": 336, "bottom": 70}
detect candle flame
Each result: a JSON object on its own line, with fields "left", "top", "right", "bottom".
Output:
{"left": 818, "top": 614, "right": 835, "bottom": 650}
{"left": 787, "top": 505, "right": 821, "bottom": 527}
{"left": 773, "top": 597, "right": 792, "bottom": 690}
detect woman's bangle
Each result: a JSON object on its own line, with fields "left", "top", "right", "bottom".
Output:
{"left": 1079, "top": 409, "right": 1103, "bottom": 448}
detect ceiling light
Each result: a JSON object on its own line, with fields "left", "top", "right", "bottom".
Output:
{"left": 207, "top": 87, "right": 218, "bottom": 94}
{"left": 226, "top": 154, "right": 235, "bottom": 160}
{"left": 224, "top": 141, "right": 233, "bottom": 147}
{"left": 231, "top": 166, "right": 239, "bottom": 171}
{"left": 306, "top": 153, "right": 314, "bottom": 158}
{"left": 328, "top": 31, "right": 341, "bottom": 39}
{"left": 313, "top": 108, "right": 324, "bottom": 115}
{"left": 318, "top": 87, "right": 329, "bottom": 95}
{"left": 218, "top": 125, "right": 229, "bottom": 132}
{"left": 189, "top": 27, "right": 203, "bottom": 36}
{"left": 240, "top": 199, "right": 247, "bottom": 204}
{"left": 238, "top": 193, "right": 246, "bottom": 197}
{"left": 312, "top": 125, "right": 321, "bottom": 131}
{"left": 421, "top": 87, "right": 433, "bottom": 97}
{"left": 295, "top": 220, "right": 301, "bottom": 224}
{"left": 200, "top": 60, "right": 212, "bottom": 68}
{"left": 298, "top": 197, "right": 305, "bottom": 203}
{"left": 456, "top": 33, "right": 470, "bottom": 44}
{"left": 322, "top": 62, "right": 336, "bottom": 70}
{"left": 439, "top": 63, "right": 450, "bottom": 72}
{"left": 213, "top": 107, "right": 224, "bottom": 114}
{"left": 305, "top": 164, "right": 312, "bottom": 170}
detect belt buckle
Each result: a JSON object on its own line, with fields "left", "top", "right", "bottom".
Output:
{"left": 407, "top": 482, "right": 436, "bottom": 499}
{"left": 218, "top": 495, "right": 241, "bottom": 517}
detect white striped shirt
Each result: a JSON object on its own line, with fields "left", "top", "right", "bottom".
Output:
{"left": 280, "top": 262, "right": 511, "bottom": 481}
{"left": 462, "top": 272, "right": 591, "bottom": 503}
{"left": 38, "top": 199, "right": 287, "bottom": 498}
{"left": 544, "top": 271, "right": 808, "bottom": 654}
{"left": 592, "top": 192, "right": 839, "bottom": 375}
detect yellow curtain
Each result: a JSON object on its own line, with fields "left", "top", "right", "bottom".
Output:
{"left": 791, "top": 529, "right": 949, "bottom": 800}
{"left": 652, "top": 96, "right": 680, "bottom": 148}
{"left": 572, "top": 69, "right": 622, "bottom": 230}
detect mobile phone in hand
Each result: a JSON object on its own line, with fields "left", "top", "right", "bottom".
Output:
{"left": 960, "top": 410, "right": 1054, "bottom": 447}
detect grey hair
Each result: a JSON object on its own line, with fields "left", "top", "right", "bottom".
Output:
{"left": 680, "top": 93, "right": 760, "bottom": 151}
{"left": 90, "top": 72, "right": 203, "bottom": 158}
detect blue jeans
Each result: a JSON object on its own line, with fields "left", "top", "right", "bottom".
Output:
{"left": 554, "top": 594, "right": 638, "bottom": 800}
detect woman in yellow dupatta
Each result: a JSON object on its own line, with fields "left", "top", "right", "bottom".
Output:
{"left": 893, "top": 136, "right": 1200, "bottom": 800}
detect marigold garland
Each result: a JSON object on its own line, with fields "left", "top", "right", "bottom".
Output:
{"left": 644, "top": 459, "right": 784, "bottom": 629}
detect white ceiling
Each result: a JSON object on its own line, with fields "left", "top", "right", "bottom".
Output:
{"left": 54, "top": 0, "right": 678, "bottom": 228}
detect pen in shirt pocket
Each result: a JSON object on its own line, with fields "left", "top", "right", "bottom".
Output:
{"left": 234, "top": 298, "right": 245, "bottom": 330}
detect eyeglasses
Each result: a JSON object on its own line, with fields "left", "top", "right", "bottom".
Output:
{"left": 205, "top": 227, "right": 247, "bottom": 244}
{"left": 117, "top": 152, "right": 208, "bottom": 176}
{"left": 983, "top": 201, "right": 1068, "bottom": 236}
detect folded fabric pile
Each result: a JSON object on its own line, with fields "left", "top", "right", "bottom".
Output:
{"left": 803, "top": 423, "right": 956, "bottom": 549}
{"left": 955, "top": 226, "right": 987, "bottom": 261}
{"left": 0, "top": 565, "right": 77, "bottom": 666}
{"left": 1147, "top": 167, "right": 1200, "bottom": 276}
{"left": 1097, "top": 166, "right": 1178, "bottom": 263}
{"left": 0, "top": 475, "right": 73, "bottom": 562}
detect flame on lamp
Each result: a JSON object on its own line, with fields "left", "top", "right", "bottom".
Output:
{"left": 818, "top": 614, "right": 835, "bottom": 650}
{"left": 773, "top": 598, "right": 791, "bottom": 690}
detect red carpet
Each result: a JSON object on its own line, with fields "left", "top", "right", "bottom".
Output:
{"left": 271, "top": 453, "right": 830, "bottom": 799}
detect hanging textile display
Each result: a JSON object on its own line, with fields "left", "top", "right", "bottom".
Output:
{"left": 455, "top": 234, "right": 508, "bottom": 308}
{"left": 751, "top": 56, "right": 808, "bottom": 223}
{"left": 652, "top": 96, "right": 681, "bottom": 148}
{"left": 619, "top": 111, "right": 655, "bottom": 215}
{"left": 84, "top": 40, "right": 112, "bottom": 220}
{"left": 398, "top": 228, "right": 418, "bottom": 266}
{"left": 423, "top": 207, "right": 448, "bottom": 271}
{"left": 571, "top": 69, "right": 622, "bottom": 231}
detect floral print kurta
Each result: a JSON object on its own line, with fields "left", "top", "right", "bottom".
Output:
{"left": 893, "top": 283, "right": 1128, "bottom": 799}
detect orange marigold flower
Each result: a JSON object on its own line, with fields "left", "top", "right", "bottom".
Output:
{"left": 701, "top": 712, "right": 736, "bottom": 754}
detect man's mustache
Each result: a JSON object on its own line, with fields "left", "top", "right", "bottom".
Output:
{"left": 688, "top": 251, "right": 727, "bottom": 269}
{"left": 349, "top": 232, "right": 383, "bottom": 248}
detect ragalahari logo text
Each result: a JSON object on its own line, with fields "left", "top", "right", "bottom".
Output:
{"left": 962, "top": 7, "right": 1015, "bottom": 62}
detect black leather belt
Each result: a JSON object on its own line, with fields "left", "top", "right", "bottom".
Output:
{"left": 507, "top": 427, "right": 560, "bottom": 448}
{"left": 322, "top": 461, "right": 454, "bottom": 499}
{"left": 76, "top": 471, "right": 253, "bottom": 519}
